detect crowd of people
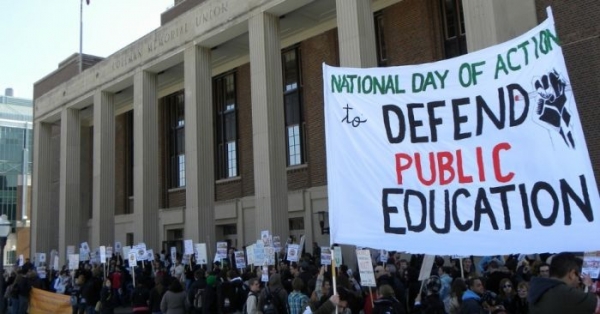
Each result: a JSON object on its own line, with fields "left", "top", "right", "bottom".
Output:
{"left": 1, "top": 249, "right": 599, "bottom": 314}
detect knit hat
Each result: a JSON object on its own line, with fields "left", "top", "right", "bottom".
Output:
{"left": 206, "top": 275, "right": 217, "bottom": 287}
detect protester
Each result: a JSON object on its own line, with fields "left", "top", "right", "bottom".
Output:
{"left": 288, "top": 277, "right": 310, "bottom": 314}
{"left": 244, "top": 278, "right": 261, "bottom": 314}
{"left": 160, "top": 279, "right": 188, "bottom": 314}
{"left": 100, "top": 278, "right": 118, "bottom": 314}
{"left": 528, "top": 252, "right": 599, "bottom": 313}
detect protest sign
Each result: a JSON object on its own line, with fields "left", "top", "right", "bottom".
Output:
{"left": 356, "top": 249, "right": 376, "bottom": 287}
{"left": 321, "top": 247, "right": 332, "bottom": 265}
{"left": 184, "top": 239, "right": 194, "bottom": 255}
{"left": 115, "top": 242, "right": 122, "bottom": 253}
{"left": 147, "top": 249, "right": 155, "bottom": 261}
{"left": 287, "top": 244, "right": 300, "bottom": 262}
{"left": 216, "top": 242, "right": 228, "bottom": 260}
{"left": 323, "top": 9, "right": 600, "bottom": 255}
{"left": 333, "top": 246, "right": 343, "bottom": 266}
{"left": 419, "top": 255, "right": 435, "bottom": 281}
{"left": 68, "top": 254, "right": 79, "bottom": 270}
{"left": 100, "top": 246, "right": 106, "bottom": 263}
{"left": 195, "top": 243, "right": 208, "bottom": 265}
{"left": 235, "top": 251, "right": 246, "bottom": 269}
{"left": 254, "top": 241, "right": 265, "bottom": 265}
{"left": 583, "top": 252, "right": 600, "bottom": 279}
{"left": 246, "top": 244, "right": 255, "bottom": 266}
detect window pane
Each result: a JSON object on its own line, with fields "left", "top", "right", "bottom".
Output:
{"left": 444, "top": 0, "right": 457, "bottom": 39}
{"left": 287, "top": 125, "right": 301, "bottom": 166}
{"left": 227, "top": 141, "right": 237, "bottom": 177}
{"left": 374, "top": 12, "right": 387, "bottom": 66}
{"left": 284, "top": 92, "right": 300, "bottom": 125}
{"left": 283, "top": 50, "right": 298, "bottom": 92}
{"left": 178, "top": 154, "right": 186, "bottom": 187}
{"left": 214, "top": 72, "right": 238, "bottom": 179}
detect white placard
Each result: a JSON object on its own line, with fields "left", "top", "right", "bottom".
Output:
{"left": 261, "top": 230, "right": 271, "bottom": 246}
{"left": 115, "top": 242, "right": 122, "bottom": 253}
{"left": 273, "top": 236, "right": 282, "bottom": 253}
{"left": 68, "top": 254, "right": 79, "bottom": 270}
{"left": 254, "top": 241, "right": 265, "bottom": 265}
{"left": 235, "top": 251, "right": 246, "bottom": 269}
{"left": 184, "top": 239, "right": 194, "bottom": 255}
{"left": 129, "top": 252, "right": 137, "bottom": 266}
{"left": 195, "top": 243, "right": 208, "bottom": 265}
{"left": 323, "top": 10, "right": 600, "bottom": 255}
{"left": 356, "top": 249, "right": 376, "bottom": 287}
{"left": 287, "top": 244, "right": 300, "bottom": 262}
{"left": 171, "top": 246, "right": 177, "bottom": 263}
{"left": 320, "top": 247, "right": 331, "bottom": 265}
{"left": 106, "top": 246, "right": 113, "bottom": 259}
{"left": 135, "top": 246, "right": 147, "bottom": 261}
{"left": 379, "top": 250, "right": 388, "bottom": 263}
{"left": 333, "top": 246, "right": 342, "bottom": 266}
{"left": 264, "top": 247, "right": 275, "bottom": 266}
{"left": 246, "top": 244, "right": 255, "bottom": 266}
{"left": 67, "top": 245, "right": 75, "bottom": 255}
{"left": 100, "top": 246, "right": 107, "bottom": 263}
{"left": 261, "top": 265, "right": 269, "bottom": 282}
{"left": 147, "top": 249, "right": 155, "bottom": 261}
{"left": 419, "top": 255, "right": 436, "bottom": 281}
{"left": 81, "top": 242, "right": 90, "bottom": 252}
{"left": 299, "top": 235, "right": 305, "bottom": 252}
{"left": 216, "top": 242, "right": 228, "bottom": 259}
{"left": 123, "top": 246, "right": 131, "bottom": 261}
{"left": 583, "top": 252, "right": 600, "bottom": 279}
{"left": 53, "top": 255, "right": 59, "bottom": 271}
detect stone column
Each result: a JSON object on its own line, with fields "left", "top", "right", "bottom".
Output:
{"left": 248, "top": 12, "right": 289, "bottom": 239}
{"left": 133, "top": 70, "right": 160, "bottom": 249}
{"left": 31, "top": 122, "right": 58, "bottom": 258}
{"left": 92, "top": 91, "right": 115, "bottom": 248}
{"left": 335, "top": 0, "right": 377, "bottom": 265}
{"left": 183, "top": 45, "right": 216, "bottom": 258}
{"left": 335, "top": 0, "right": 378, "bottom": 68}
{"left": 59, "top": 109, "right": 81, "bottom": 259}
{"left": 463, "top": 0, "right": 537, "bottom": 52}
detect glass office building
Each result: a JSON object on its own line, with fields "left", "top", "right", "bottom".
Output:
{"left": 0, "top": 90, "right": 32, "bottom": 264}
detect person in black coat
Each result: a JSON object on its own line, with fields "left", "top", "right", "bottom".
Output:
{"left": 413, "top": 276, "right": 445, "bottom": 314}
{"left": 373, "top": 284, "right": 406, "bottom": 314}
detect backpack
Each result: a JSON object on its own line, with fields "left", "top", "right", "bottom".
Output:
{"left": 192, "top": 287, "right": 204, "bottom": 309}
{"left": 242, "top": 291, "right": 258, "bottom": 314}
{"left": 235, "top": 282, "right": 250, "bottom": 311}
{"left": 262, "top": 287, "right": 285, "bottom": 314}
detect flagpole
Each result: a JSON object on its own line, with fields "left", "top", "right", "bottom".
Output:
{"left": 79, "top": 0, "right": 83, "bottom": 73}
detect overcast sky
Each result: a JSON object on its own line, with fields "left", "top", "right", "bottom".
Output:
{"left": 0, "top": 0, "right": 174, "bottom": 99}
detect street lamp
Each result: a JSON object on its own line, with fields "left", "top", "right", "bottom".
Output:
{"left": 0, "top": 214, "right": 11, "bottom": 313}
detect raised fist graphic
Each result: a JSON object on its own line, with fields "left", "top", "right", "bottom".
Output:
{"left": 534, "top": 70, "right": 575, "bottom": 148}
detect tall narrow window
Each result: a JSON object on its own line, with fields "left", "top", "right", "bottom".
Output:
{"left": 441, "top": 0, "right": 467, "bottom": 58}
{"left": 166, "top": 91, "right": 185, "bottom": 188}
{"left": 374, "top": 11, "right": 387, "bottom": 67}
{"left": 214, "top": 72, "right": 238, "bottom": 179}
{"left": 282, "top": 47, "right": 305, "bottom": 166}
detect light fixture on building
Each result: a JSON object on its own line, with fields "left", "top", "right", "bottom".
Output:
{"left": 316, "top": 211, "right": 330, "bottom": 235}
{"left": 0, "top": 214, "right": 11, "bottom": 312}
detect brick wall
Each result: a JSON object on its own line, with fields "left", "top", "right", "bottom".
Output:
{"left": 535, "top": 0, "right": 600, "bottom": 183}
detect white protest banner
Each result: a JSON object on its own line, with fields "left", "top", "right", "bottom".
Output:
{"left": 287, "top": 244, "right": 300, "bottom": 262}
{"left": 246, "top": 244, "right": 255, "bottom": 266}
{"left": 321, "top": 247, "right": 332, "bottom": 265}
{"left": 235, "top": 251, "right": 246, "bottom": 269}
{"left": 333, "top": 246, "right": 343, "bottom": 266}
{"left": 216, "top": 242, "right": 228, "bottom": 260}
{"left": 583, "top": 252, "right": 600, "bottom": 279}
{"left": 100, "top": 246, "right": 107, "bottom": 263}
{"left": 184, "top": 239, "right": 194, "bottom": 255}
{"left": 195, "top": 243, "right": 208, "bottom": 265}
{"left": 68, "top": 254, "right": 79, "bottom": 270}
{"left": 356, "top": 249, "right": 376, "bottom": 287}
{"left": 418, "top": 255, "right": 436, "bottom": 281}
{"left": 323, "top": 9, "right": 600, "bottom": 255}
